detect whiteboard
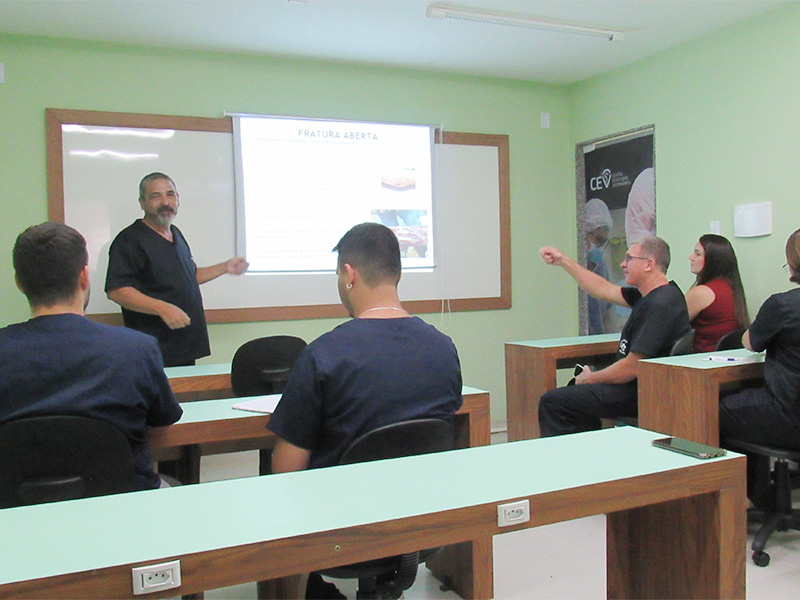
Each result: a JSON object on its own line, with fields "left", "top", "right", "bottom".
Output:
{"left": 47, "top": 109, "right": 510, "bottom": 324}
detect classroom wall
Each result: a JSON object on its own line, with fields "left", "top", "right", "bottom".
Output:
{"left": 0, "top": 33, "right": 574, "bottom": 425}
{"left": 568, "top": 1, "right": 800, "bottom": 317}
{"left": 4, "top": 2, "right": 795, "bottom": 426}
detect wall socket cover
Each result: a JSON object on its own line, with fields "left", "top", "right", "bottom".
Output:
{"left": 497, "top": 499, "right": 530, "bottom": 527}
{"left": 132, "top": 560, "right": 181, "bottom": 595}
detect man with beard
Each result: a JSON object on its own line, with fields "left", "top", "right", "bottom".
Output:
{"left": 105, "top": 172, "right": 248, "bottom": 367}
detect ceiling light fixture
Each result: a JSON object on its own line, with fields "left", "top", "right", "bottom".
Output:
{"left": 426, "top": 3, "right": 625, "bottom": 42}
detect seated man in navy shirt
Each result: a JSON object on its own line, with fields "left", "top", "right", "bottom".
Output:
{"left": 0, "top": 222, "right": 182, "bottom": 490}
{"left": 268, "top": 222, "right": 463, "bottom": 599}
{"left": 269, "top": 222, "right": 463, "bottom": 471}
{"left": 538, "top": 236, "right": 690, "bottom": 436}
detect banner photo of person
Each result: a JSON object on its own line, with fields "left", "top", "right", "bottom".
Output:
{"left": 579, "top": 127, "right": 654, "bottom": 335}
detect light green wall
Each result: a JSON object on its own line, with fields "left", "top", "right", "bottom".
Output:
{"left": 0, "top": 33, "right": 575, "bottom": 424}
{"left": 6, "top": 1, "right": 794, "bottom": 426}
{"left": 569, "top": 1, "right": 800, "bottom": 316}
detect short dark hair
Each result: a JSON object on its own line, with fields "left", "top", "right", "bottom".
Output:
{"left": 638, "top": 236, "right": 671, "bottom": 273}
{"left": 695, "top": 234, "right": 750, "bottom": 328}
{"left": 139, "top": 172, "right": 177, "bottom": 200}
{"left": 333, "top": 222, "right": 401, "bottom": 287}
{"left": 13, "top": 222, "right": 88, "bottom": 307}
{"left": 786, "top": 228, "right": 800, "bottom": 285}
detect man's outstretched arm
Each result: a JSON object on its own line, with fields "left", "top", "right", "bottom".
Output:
{"left": 539, "top": 246, "right": 628, "bottom": 306}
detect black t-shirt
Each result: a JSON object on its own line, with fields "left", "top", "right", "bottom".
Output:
{"left": 0, "top": 314, "right": 182, "bottom": 490}
{"left": 105, "top": 220, "right": 210, "bottom": 366}
{"left": 268, "top": 317, "right": 463, "bottom": 469}
{"left": 618, "top": 281, "right": 690, "bottom": 362}
{"left": 747, "top": 287, "right": 800, "bottom": 413}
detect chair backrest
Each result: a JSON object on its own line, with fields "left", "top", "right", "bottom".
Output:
{"left": 670, "top": 329, "right": 696, "bottom": 356}
{"left": 0, "top": 415, "right": 136, "bottom": 508}
{"left": 230, "top": 335, "right": 307, "bottom": 397}
{"left": 715, "top": 328, "right": 746, "bottom": 351}
{"left": 339, "top": 418, "right": 456, "bottom": 466}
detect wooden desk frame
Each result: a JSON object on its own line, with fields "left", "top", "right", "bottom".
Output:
{"left": 505, "top": 336, "right": 618, "bottom": 441}
{"left": 0, "top": 438, "right": 746, "bottom": 600}
{"left": 150, "top": 392, "right": 491, "bottom": 470}
{"left": 148, "top": 389, "right": 491, "bottom": 598}
{"left": 168, "top": 367, "right": 234, "bottom": 403}
{"left": 638, "top": 354, "right": 765, "bottom": 446}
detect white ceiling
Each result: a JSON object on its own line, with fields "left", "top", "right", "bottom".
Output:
{"left": 0, "top": 0, "right": 790, "bottom": 84}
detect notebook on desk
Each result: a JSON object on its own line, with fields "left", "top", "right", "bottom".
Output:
{"left": 231, "top": 394, "right": 282, "bottom": 414}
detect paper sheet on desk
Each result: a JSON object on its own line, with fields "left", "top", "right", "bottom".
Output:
{"left": 231, "top": 394, "right": 282, "bottom": 414}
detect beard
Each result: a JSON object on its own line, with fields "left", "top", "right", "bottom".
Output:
{"left": 153, "top": 208, "right": 176, "bottom": 227}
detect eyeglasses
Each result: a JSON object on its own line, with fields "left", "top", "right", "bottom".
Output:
{"left": 783, "top": 263, "right": 791, "bottom": 273}
{"left": 623, "top": 254, "right": 651, "bottom": 264}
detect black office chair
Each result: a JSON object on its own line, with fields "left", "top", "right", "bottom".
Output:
{"left": 318, "top": 418, "right": 456, "bottom": 599}
{"left": 231, "top": 335, "right": 307, "bottom": 479}
{"left": 0, "top": 415, "right": 136, "bottom": 509}
{"left": 715, "top": 328, "right": 746, "bottom": 351}
{"left": 721, "top": 436, "right": 800, "bottom": 566}
{"left": 669, "top": 328, "right": 695, "bottom": 356}
{"left": 230, "top": 335, "right": 307, "bottom": 397}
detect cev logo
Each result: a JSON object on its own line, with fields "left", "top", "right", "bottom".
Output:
{"left": 590, "top": 168, "right": 612, "bottom": 191}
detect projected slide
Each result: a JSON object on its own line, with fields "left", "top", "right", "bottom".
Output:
{"left": 234, "top": 115, "right": 435, "bottom": 273}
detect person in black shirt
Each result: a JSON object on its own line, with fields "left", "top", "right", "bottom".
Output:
{"left": 538, "top": 236, "right": 690, "bottom": 436}
{"left": 720, "top": 228, "right": 800, "bottom": 449}
{"left": 105, "top": 172, "right": 248, "bottom": 366}
{"left": 2, "top": 222, "right": 182, "bottom": 489}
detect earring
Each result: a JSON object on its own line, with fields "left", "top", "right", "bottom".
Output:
{"left": 346, "top": 283, "right": 352, "bottom": 289}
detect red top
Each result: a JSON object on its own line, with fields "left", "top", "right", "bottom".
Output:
{"left": 690, "top": 278, "right": 740, "bottom": 352}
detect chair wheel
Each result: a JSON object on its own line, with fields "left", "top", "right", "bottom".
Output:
{"left": 752, "top": 550, "right": 770, "bottom": 567}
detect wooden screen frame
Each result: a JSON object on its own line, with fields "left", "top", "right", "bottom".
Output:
{"left": 46, "top": 108, "right": 510, "bottom": 324}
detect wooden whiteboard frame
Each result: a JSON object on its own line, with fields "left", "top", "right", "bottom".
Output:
{"left": 46, "top": 108, "right": 510, "bottom": 324}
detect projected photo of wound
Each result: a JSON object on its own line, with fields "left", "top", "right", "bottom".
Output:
{"left": 381, "top": 168, "right": 416, "bottom": 191}
{"left": 373, "top": 209, "right": 429, "bottom": 259}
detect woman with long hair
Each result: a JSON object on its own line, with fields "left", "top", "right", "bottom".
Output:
{"left": 686, "top": 234, "right": 750, "bottom": 352}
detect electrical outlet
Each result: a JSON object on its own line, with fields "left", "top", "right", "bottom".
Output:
{"left": 497, "top": 499, "right": 530, "bottom": 527}
{"left": 132, "top": 560, "right": 181, "bottom": 595}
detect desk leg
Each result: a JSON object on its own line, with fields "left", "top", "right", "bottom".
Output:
{"left": 456, "top": 401, "right": 491, "bottom": 449}
{"left": 178, "top": 444, "right": 202, "bottom": 485}
{"left": 426, "top": 535, "right": 493, "bottom": 600}
{"left": 607, "top": 486, "right": 746, "bottom": 599}
{"left": 259, "top": 448, "right": 273, "bottom": 476}
{"left": 257, "top": 575, "right": 303, "bottom": 599}
{"left": 157, "top": 445, "right": 201, "bottom": 485}
{"left": 506, "top": 346, "right": 554, "bottom": 441}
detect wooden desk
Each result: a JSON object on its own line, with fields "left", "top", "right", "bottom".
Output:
{"left": 150, "top": 385, "right": 490, "bottom": 462}
{"left": 0, "top": 427, "right": 745, "bottom": 600}
{"left": 165, "top": 363, "right": 233, "bottom": 402}
{"left": 638, "top": 349, "right": 765, "bottom": 446}
{"left": 148, "top": 387, "right": 491, "bottom": 598}
{"left": 505, "top": 335, "right": 619, "bottom": 441}
{"left": 166, "top": 364, "right": 493, "bottom": 445}
{"left": 164, "top": 362, "right": 490, "bottom": 473}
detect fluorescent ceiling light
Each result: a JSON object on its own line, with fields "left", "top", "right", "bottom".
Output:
{"left": 426, "top": 3, "right": 625, "bottom": 42}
